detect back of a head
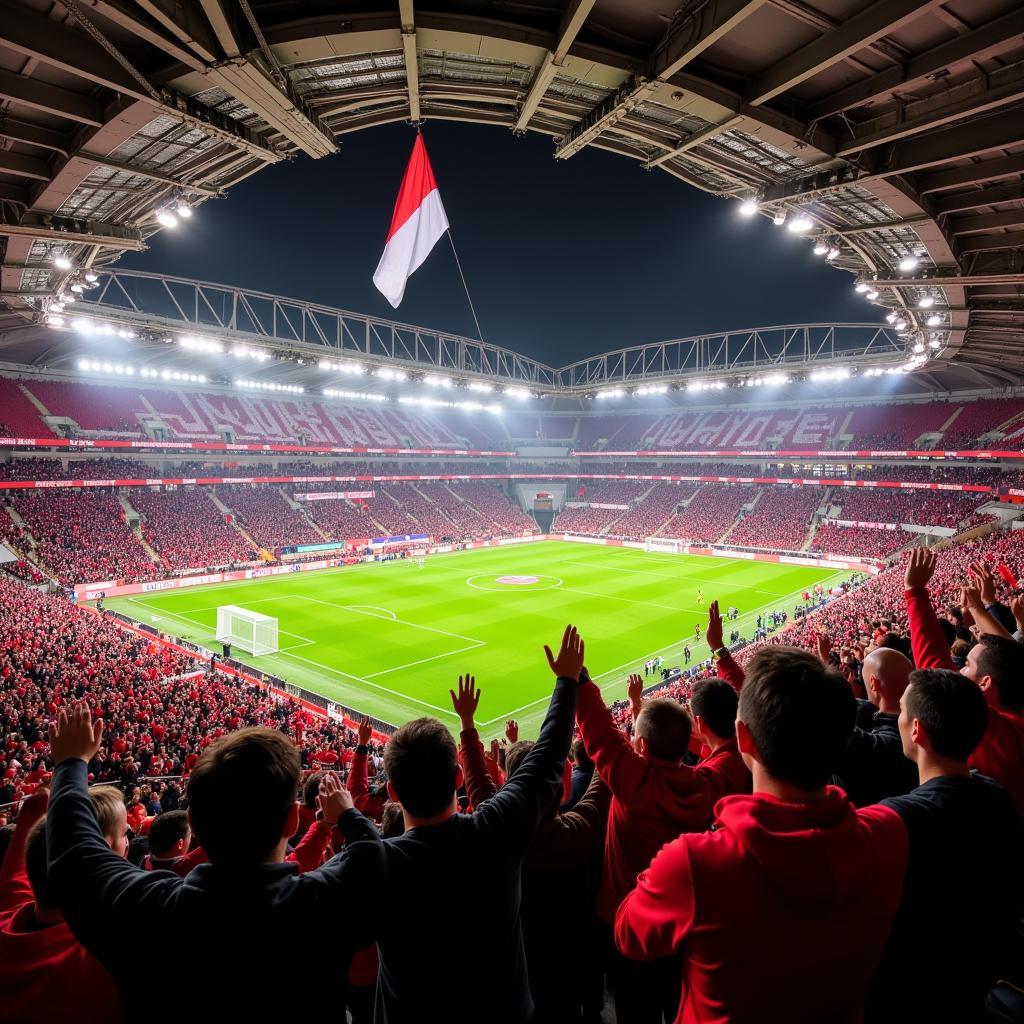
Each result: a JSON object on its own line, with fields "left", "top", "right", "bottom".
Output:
{"left": 690, "top": 679, "right": 738, "bottom": 740}
{"left": 89, "top": 785, "right": 125, "bottom": 839}
{"left": 740, "top": 646, "right": 855, "bottom": 790}
{"left": 384, "top": 717, "right": 458, "bottom": 818}
{"left": 25, "top": 820, "right": 53, "bottom": 909}
{"left": 906, "top": 669, "right": 989, "bottom": 761}
{"left": 187, "top": 727, "right": 300, "bottom": 865}
{"left": 974, "top": 634, "right": 1024, "bottom": 713}
{"left": 380, "top": 801, "right": 405, "bottom": 838}
{"left": 302, "top": 771, "right": 325, "bottom": 809}
{"left": 863, "top": 647, "right": 912, "bottom": 698}
{"left": 504, "top": 740, "right": 535, "bottom": 780}
{"left": 634, "top": 698, "right": 693, "bottom": 762}
{"left": 571, "top": 737, "right": 593, "bottom": 773}
{"left": 149, "top": 810, "right": 190, "bottom": 858}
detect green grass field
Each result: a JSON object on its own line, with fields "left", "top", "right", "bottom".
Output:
{"left": 104, "top": 541, "right": 846, "bottom": 738}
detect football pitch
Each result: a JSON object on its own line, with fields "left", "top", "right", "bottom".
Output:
{"left": 105, "top": 541, "right": 846, "bottom": 738}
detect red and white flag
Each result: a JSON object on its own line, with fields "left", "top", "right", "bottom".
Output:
{"left": 373, "top": 134, "right": 449, "bottom": 308}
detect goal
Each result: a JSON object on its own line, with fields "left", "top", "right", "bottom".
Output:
{"left": 215, "top": 605, "right": 278, "bottom": 656}
{"left": 644, "top": 537, "right": 687, "bottom": 554}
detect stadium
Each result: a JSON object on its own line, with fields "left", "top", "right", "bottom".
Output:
{"left": 1, "top": 1, "right": 1023, "bottom": 1022}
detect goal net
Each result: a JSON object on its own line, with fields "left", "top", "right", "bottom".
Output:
{"left": 644, "top": 537, "right": 687, "bottom": 554}
{"left": 215, "top": 605, "right": 278, "bottom": 655}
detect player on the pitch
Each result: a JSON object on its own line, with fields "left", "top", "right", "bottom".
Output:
{"left": 696, "top": 588, "right": 705, "bottom": 606}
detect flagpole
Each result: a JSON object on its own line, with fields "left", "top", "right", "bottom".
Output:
{"left": 447, "top": 229, "right": 484, "bottom": 342}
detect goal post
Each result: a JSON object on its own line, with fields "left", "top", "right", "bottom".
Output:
{"left": 215, "top": 605, "right": 278, "bottom": 655}
{"left": 644, "top": 537, "right": 687, "bottom": 554}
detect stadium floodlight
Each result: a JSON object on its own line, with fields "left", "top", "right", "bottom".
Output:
{"left": 423, "top": 374, "right": 452, "bottom": 388}
{"left": 324, "top": 388, "right": 388, "bottom": 401}
{"left": 926, "top": 314, "right": 942, "bottom": 327}
{"left": 885, "top": 311, "right": 898, "bottom": 324}
{"left": 83, "top": 271, "right": 99, "bottom": 283}
{"left": 854, "top": 281, "right": 869, "bottom": 293}
{"left": 928, "top": 338, "right": 941, "bottom": 349}
{"left": 809, "top": 367, "right": 851, "bottom": 382}
{"left": 634, "top": 384, "right": 668, "bottom": 395}
{"left": 504, "top": 387, "right": 531, "bottom": 399}
{"left": 179, "top": 335, "right": 223, "bottom": 354}
{"left": 865, "top": 289, "right": 879, "bottom": 300}
{"left": 45, "top": 314, "right": 64, "bottom": 327}
{"left": 826, "top": 246, "right": 840, "bottom": 261}
{"left": 467, "top": 382, "right": 493, "bottom": 393}
{"left": 918, "top": 296, "right": 934, "bottom": 308}
{"left": 812, "top": 240, "right": 828, "bottom": 255}
{"left": 897, "top": 255, "right": 919, "bottom": 272}
{"left": 53, "top": 253, "right": 73, "bottom": 270}
{"left": 175, "top": 200, "right": 192, "bottom": 219}
{"left": 772, "top": 210, "right": 787, "bottom": 226}
{"left": 595, "top": 389, "right": 624, "bottom": 400}
{"left": 895, "top": 322, "right": 908, "bottom": 332}
{"left": 738, "top": 199, "right": 759, "bottom": 217}
{"left": 156, "top": 209, "right": 178, "bottom": 228}
{"left": 376, "top": 367, "right": 407, "bottom": 380}
{"left": 787, "top": 213, "right": 813, "bottom": 233}
{"left": 913, "top": 343, "right": 925, "bottom": 354}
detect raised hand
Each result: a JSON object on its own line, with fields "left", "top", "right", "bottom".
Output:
{"left": 960, "top": 585, "right": 984, "bottom": 614}
{"left": 48, "top": 701, "right": 104, "bottom": 765}
{"left": 357, "top": 716, "right": 373, "bottom": 746}
{"left": 705, "top": 600, "right": 724, "bottom": 651}
{"left": 816, "top": 633, "right": 833, "bottom": 664}
{"left": 505, "top": 719, "right": 519, "bottom": 743}
{"left": 904, "top": 547, "right": 938, "bottom": 590}
{"left": 1010, "top": 594, "right": 1024, "bottom": 634}
{"left": 627, "top": 673, "right": 644, "bottom": 721}
{"left": 450, "top": 674, "right": 481, "bottom": 729}
{"left": 489, "top": 738, "right": 501, "bottom": 762}
{"left": 544, "top": 625, "right": 585, "bottom": 682}
{"left": 968, "top": 561, "right": 998, "bottom": 606}
{"left": 317, "top": 770, "right": 353, "bottom": 824}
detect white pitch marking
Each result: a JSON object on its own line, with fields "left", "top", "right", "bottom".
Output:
{"left": 364, "top": 641, "right": 487, "bottom": 678}
{"left": 343, "top": 605, "right": 398, "bottom": 620}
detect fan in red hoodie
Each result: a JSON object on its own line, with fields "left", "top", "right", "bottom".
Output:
{"left": 902, "top": 547, "right": 1024, "bottom": 818}
{"left": 576, "top": 664, "right": 745, "bottom": 1023}
{"left": 0, "top": 787, "right": 124, "bottom": 1024}
{"left": 616, "top": 646, "right": 909, "bottom": 1024}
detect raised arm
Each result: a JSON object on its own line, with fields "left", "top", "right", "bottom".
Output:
{"left": 452, "top": 674, "right": 497, "bottom": 809}
{"left": 708, "top": 600, "right": 745, "bottom": 691}
{"left": 349, "top": 718, "right": 386, "bottom": 818}
{"left": 961, "top": 585, "right": 1013, "bottom": 640}
{"left": 576, "top": 668, "right": 647, "bottom": 801}
{"left": 904, "top": 548, "right": 954, "bottom": 670}
{"left": 472, "top": 625, "right": 582, "bottom": 854}
{"left": 46, "top": 704, "right": 181, "bottom": 962}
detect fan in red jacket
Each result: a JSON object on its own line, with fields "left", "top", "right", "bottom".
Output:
{"left": 903, "top": 547, "right": 1024, "bottom": 818}
{"left": 615, "top": 646, "right": 909, "bottom": 1024}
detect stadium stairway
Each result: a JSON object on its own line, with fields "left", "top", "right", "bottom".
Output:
{"left": 279, "top": 487, "right": 331, "bottom": 541}
{"left": 716, "top": 488, "right": 764, "bottom": 545}
{"left": 800, "top": 488, "right": 832, "bottom": 552}
{"left": 207, "top": 490, "right": 269, "bottom": 559}
{"left": 599, "top": 483, "right": 658, "bottom": 536}
{"left": 118, "top": 493, "right": 162, "bottom": 565}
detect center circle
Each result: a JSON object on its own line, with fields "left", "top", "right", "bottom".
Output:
{"left": 466, "top": 573, "right": 564, "bottom": 592}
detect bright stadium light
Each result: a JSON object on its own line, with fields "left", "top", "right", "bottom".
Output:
{"left": 928, "top": 338, "right": 941, "bottom": 349}
{"left": 175, "top": 200, "right": 193, "bottom": 219}
{"left": 787, "top": 213, "right": 813, "bottom": 233}
{"left": 772, "top": 210, "right": 787, "bottom": 226}
{"left": 504, "top": 387, "right": 531, "bottom": 399}
{"left": 926, "top": 314, "right": 942, "bottom": 327}
{"left": 826, "top": 246, "right": 840, "bottom": 261}
{"left": 45, "top": 314, "right": 65, "bottom": 327}
{"left": 179, "top": 335, "right": 224, "bottom": 354}
{"left": 885, "top": 311, "right": 898, "bottom": 324}
{"left": 854, "top": 281, "right": 869, "bottom": 293}
{"left": 812, "top": 240, "right": 828, "bottom": 256}
{"left": 156, "top": 209, "right": 179, "bottom": 228}
{"left": 809, "top": 367, "right": 851, "bottom": 382}
{"left": 595, "top": 389, "right": 624, "bottom": 400}
{"left": 913, "top": 343, "right": 925, "bottom": 354}
{"left": 865, "top": 289, "right": 879, "bottom": 300}
{"left": 738, "top": 199, "right": 759, "bottom": 217}
{"left": 53, "top": 253, "right": 73, "bottom": 271}
{"left": 467, "top": 382, "right": 493, "bottom": 393}
{"left": 376, "top": 368, "right": 407, "bottom": 380}
{"left": 634, "top": 384, "right": 668, "bottom": 395}
{"left": 918, "top": 295, "right": 934, "bottom": 308}
{"left": 898, "top": 255, "right": 919, "bottom": 272}
{"left": 84, "top": 271, "right": 99, "bottom": 283}
{"left": 324, "top": 388, "right": 389, "bottom": 402}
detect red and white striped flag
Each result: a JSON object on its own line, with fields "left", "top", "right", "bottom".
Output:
{"left": 373, "top": 134, "right": 449, "bottom": 308}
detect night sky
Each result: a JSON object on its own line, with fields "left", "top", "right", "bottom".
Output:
{"left": 121, "top": 121, "right": 882, "bottom": 366}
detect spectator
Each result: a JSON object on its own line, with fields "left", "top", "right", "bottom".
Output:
{"left": 689, "top": 679, "right": 750, "bottom": 794}
{"left": 563, "top": 736, "right": 594, "bottom": 811}
{"left": 615, "top": 646, "right": 909, "bottom": 1023}
{"left": 141, "top": 811, "right": 191, "bottom": 871}
{"left": 45, "top": 710, "right": 384, "bottom": 1021}
{"left": 869, "top": 669, "right": 1022, "bottom": 1022}
{"left": 0, "top": 787, "right": 123, "bottom": 1023}
{"left": 374, "top": 627, "right": 583, "bottom": 1023}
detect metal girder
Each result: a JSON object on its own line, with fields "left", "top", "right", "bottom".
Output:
{"left": 0, "top": 150, "right": 51, "bottom": 182}
{"left": 950, "top": 210, "right": 1024, "bottom": 235}
{"left": 0, "top": 183, "right": 29, "bottom": 205}
{"left": 864, "top": 273, "right": 1024, "bottom": 286}
{"left": 198, "top": 0, "right": 241, "bottom": 57}
{"left": 515, "top": 0, "right": 597, "bottom": 132}
{"left": 917, "top": 152, "right": 1024, "bottom": 194}
{"left": 806, "top": 7, "right": 1024, "bottom": 121}
{"left": 836, "top": 62, "right": 1024, "bottom": 156}
{"left": 958, "top": 230, "right": 1024, "bottom": 254}
{"left": 556, "top": 0, "right": 766, "bottom": 159}
{"left": 835, "top": 214, "right": 932, "bottom": 235}
{"left": 87, "top": 0, "right": 210, "bottom": 71}
{"left": 0, "top": 0, "right": 152, "bottom": 100}
{"left": 0, "top": 216, "right": 146, "bottom": 250}
{"left": 0, "top": 68, "right": 104, "bottom": 127}
{"left": 930, "top": 182, "right": 1024, "bottom": 215}
{"left": 746, "top": 0, "right": 943, "bottom": 106}
{"left": 399, "top": 0, "right": 420, "bottom": 123}
{"left": 0, "top": 117, "right": 69, "bottom": 155}
{"left": 72, "top": 152, "right": 222, "bottom": 196}
{"left": 646, "top": 114, "right": 744, "bottom": 170}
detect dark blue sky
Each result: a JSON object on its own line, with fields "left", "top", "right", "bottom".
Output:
{"left": 122, "top": 121, "right": 881, "bottom": 366}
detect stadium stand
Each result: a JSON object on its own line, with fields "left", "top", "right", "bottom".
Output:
{"left": 834, "top": 489, "right": 986, "bottom": 529}
{"left": 809, "top": 523, "right": 911, "bottom": 560}
{"left": 218, "top": 486, "right": 323, "bottom": 550}
{"left": 660, "top": 485, "right": 756, "bottom": 542}
{"left": 726, "top": 486, "right": 823, "bottom": 551}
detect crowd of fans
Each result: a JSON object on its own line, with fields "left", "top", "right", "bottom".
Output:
{"left": 725, "top": 486, "right": 823, "bottom": 551}
{"left": 551, "top": 505, "right": 625, "bottom": 536}
{"left": 660, "top": 485, "right": 756, "bottom": 543}
{"left": 809, "top": 523, "right": 911, "bottom": 560}
{"left": 219, "top": 486, "right": 324, "bottom": 550}
{"left": 606, "top": 483, "right": 696, "bottom": 542}
{"left": 835, "top": 487, "right": 986, "bottom": 529}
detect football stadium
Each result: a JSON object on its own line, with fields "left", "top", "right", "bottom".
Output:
{"left": 1, "top": 1, "right": 1023, "bottom": 1021}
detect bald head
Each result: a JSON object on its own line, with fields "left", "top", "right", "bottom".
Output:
{"left": 863, "top": 647, "right": 912, "bottom": 713}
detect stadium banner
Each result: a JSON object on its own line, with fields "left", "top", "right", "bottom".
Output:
{"left": 294, "top": 491, "right": 375, "bottom": 501}
{"left": 825, "top": 518, "right": 899, "bottom": 530}
{"left": 0, "top": 437, "right": 516, "bottom": 456}
{"left": 0, "top": 472, "right": 1003, "bottom": 493}
{"left": 998, "top": 487, "right": 1024, "bottom": 503}
{"left": 372, "top": 533, "right": 429, "bottom": 548}
{"left": 564, "top": 501, "right": 631, "bottom": 510}
{"left": 572, "top": 448, "right": 1024, "bottom": 460}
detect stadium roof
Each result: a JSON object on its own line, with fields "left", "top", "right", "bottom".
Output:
{"left": 1, "top": 0, "right": 1022, "bottom": 386}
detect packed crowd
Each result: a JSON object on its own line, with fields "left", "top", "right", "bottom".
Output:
{"left": 835, "top": 487, "right": 986, "bottom": 529}
{"left": 660, "top": 485, "right": 756, "bottom": 543}
{"left": 1, "top": 529, "right": 1022, "bottom": 1023}
{"left": 725, "top": 486, "right": 822, "bottom": 551}
{"left": 809, "top": 523, "right": 911, "bottom": 560}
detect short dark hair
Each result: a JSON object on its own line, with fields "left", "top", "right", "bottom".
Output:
{"left": 739, "top": 646, "right": 855, "bottom": 790}
{"left": 148, "top": 810, "right": 190, "bottom": 857}
{"left": 974, "top": 634, "right": 1024, "bottom": 713}
{"left": 384, "top": 718, "right": 458, "bottom": 818}
{"left": 690, "top": 679, "right": 738, "bottom": 740}
{"left": 302, "top": 771, "right": 325, "bottom": 809}
{"left": 25, "top": 820, "right": 53, "bottom": 908}
{"left": 504, "top": 740, "right": 535, "bottom": 779}
{"left": 907, "top": 669, "right": 989, "bottom": 761}
{"left": 634, "top": 698, "right": 692, "bottom": 761}
{"left": 187, "top": 728, "right": 300, "bottom": 865}
{"left": 571, "top": 737, "right": 592, "bottom": 773}
{"left": 380, "top": 801, "right": 405, "bottom": 839}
